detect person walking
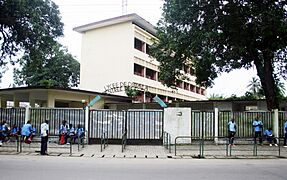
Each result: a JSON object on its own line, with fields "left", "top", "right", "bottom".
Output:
{"left": 253, "top": 117, "right": 263, "bottom": 145}
{"left": 284, "top": 119, "right": 287, "bottom": 148}
{"left": 40, "top": 120, "right": 49, "bottom": 155}
{"left": 227, "top": 118, "right": 236, "bottom": 146}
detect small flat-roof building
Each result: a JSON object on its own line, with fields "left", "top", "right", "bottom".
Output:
{"left": 0, "top": 87, "right": 131, "bottom": 108}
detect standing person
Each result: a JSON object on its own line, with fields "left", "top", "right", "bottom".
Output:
{"left": 253, "top": 117, "right": 263, "bottom": 145}
{"left": 284, "top": 119, "right": 287, "bottom": 148}
{"left": 40, "top": 120, "right": 49, "bottom": 155}
{"left": 21, "top": 120, "right": 33, "bottom": 144}
{"left": 227, "top": 118, "right": 236, "bottom": 146}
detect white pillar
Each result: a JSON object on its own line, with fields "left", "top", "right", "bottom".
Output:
{"left": 25, "top": 106, "right": 30, "bottom": 123}
{"left": 84, "top": 106, "right": 89, "bottom": 144}
{"left": 273, "top": 109, "right": 279, "bottom": 138}
{"left": 214, "top": 108, "right": 219, "bottom": 143}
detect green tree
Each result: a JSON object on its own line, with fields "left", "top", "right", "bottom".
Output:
{"left": 13, "top": 43, "right": 80, "bottom": 88}
{"left": 150, "top": 0, "right": 287, "bottom": 110}
{"left": 0, "top": 0, "right": 63, "bottom": 78}
{"left": 125, "top": 86, "right": 140, "bottom": 98}
{"left": 208, "top": 93, "right": 225, "bottom": 100}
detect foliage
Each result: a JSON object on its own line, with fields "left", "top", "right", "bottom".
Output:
{"left": 13, "top": 43, "right": 80, "bottom": 88}
{"left": 150, "top": 0, "right": 287, "bottom": 110}
{"left": 0, "top": 0, "right": 63, "bottom": 78}
{"left": 208, "top": 94, "right": 225, "bottom": 100}
{"left": 125, "top": 86, "right": 140, "bottom": 98}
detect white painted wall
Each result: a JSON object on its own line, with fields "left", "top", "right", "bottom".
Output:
{"left": 80, "top": 21, "right": 134, "bottom": 93}
{"left": 164, "top": 107, "right": 191, "bottom": 144}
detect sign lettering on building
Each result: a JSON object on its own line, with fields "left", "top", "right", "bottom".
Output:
{"left": 103, "top": 82, "right": 147, "bottom": 93}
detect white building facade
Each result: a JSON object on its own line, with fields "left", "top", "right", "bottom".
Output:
{"left": 74, "top": 14, "right": 207, "bottom": 103}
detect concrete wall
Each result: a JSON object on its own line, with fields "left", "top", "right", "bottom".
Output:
{"left": 164, "top": 107, "right": 191, "bottom": 144}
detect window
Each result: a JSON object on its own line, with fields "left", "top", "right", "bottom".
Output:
{"left": 146, "top": 44, "right": 151, "bottom": 55}
{"left": 134, "top": 38, "right": 145, "bottom": 52}
{"left": 190, "top": 85, "right": 195, "bottom": 92}
{"left": 146, "top": 68, "right": 156, "bottom": 80}
{"left": 184, "top": 82, "right": 190, "bottom": 91}
{"left": 134, "top": 64, "right": 144, "bottom": 77}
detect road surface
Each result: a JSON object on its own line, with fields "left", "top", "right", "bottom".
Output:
{"left": 0, "top": 155, "right": 286, "bottom": 180}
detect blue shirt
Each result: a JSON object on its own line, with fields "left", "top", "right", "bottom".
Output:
{"left": 76, "top": 128, "right": 84, "bottom": 137}
{"left": 253, "top": 120, "right": 263, "bottom": 132}
{"left": 59, "top": 124, "right": 69, "bottom": 134}
{"left": 11, "top": 127, "right": 19, "bottom": 134}
{"left": 228, "top": 121, "right": 236, "bottom": 132}
{"left": 264, "top": 129, "right": 273, "bottom": 136}
{"left": 284, "top": 121, "right": 287, "bottom": 134}
{"left": 1, "top": 124, "right": 9, "bottom": 136}
{"left": 21, "top": 124, "right": 33, "bottom": 136}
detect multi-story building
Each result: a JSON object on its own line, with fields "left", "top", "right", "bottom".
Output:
{"left": 74, "top": 14, "right": 207, "bottom": 102}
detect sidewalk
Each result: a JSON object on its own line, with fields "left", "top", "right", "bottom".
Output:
{"left": 71, "top": 144, "right": 287, "bottom": 159}
{"left": 1, "top": 143, "right": 287, "bottom": 159}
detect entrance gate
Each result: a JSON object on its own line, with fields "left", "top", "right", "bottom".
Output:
{"left": 89, "top": 109, "right": 163, "bottom": 144}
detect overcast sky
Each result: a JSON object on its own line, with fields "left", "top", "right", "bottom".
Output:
{"left": 2, "top": 0, "right": 285, "bottom": 97}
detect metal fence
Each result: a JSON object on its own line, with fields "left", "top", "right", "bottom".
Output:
{"left": 29, "top": 108, "right": 85, "bottom": 136}
{"left": 191, "top": 111, "right": 215, "bottom": 139}
{"left": 89, "top": 109, "right": 163, "bottom": 141}
{"left": 219, "top": 111, "right": 273, "bottom": 137}
{"left": 1, "top": 107, "right": 285, "bottom": 143}
{"left": 279, "top": 111, "right": 287, "bottom": 137}
{"left": 89, "top": 110, "right": 125, "bottom": 139}
{"left": 0, "top": 108, "right": 26, "bottom": 128}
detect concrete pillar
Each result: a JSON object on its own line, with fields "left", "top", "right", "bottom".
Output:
{"left": 273, "top": 109, "right": 279, "bottom": 138}
{"left": 214, "top": 108, "right": 219, "bottom": 143}
{"left": 29, "top": 98, "right": 35, "bottom": 108}
{"left": 13, "top": 97, "right": 19, "bottom": 107}
{"left": 0, "top": 98, "right": 7, "bottom": 108}
{"left": 47, "top": 98, "right": 55, "bottom": 108}
{"left": 84, "top": 106, "right": 89, "bottom": 144}
{"left": 25, "top": 106, "right": 30, "bottom": 123}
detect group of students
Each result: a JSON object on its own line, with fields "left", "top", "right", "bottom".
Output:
{"left": 59, "top": 120, "right": 85, "bottom": 145}
{"left": 228, "top": 117, "right": 287, "bottom": 147}
{"left": 0, "top": 120, "right": 35, "bottom": 146}
{"left": 0, "top": 120, "right": 85, "bottom": 155}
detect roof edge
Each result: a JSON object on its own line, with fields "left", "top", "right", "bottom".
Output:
{"left": 73, "top": 13, "right": 156, "bottom": 36}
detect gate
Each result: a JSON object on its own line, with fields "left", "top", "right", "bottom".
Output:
{"left": 191, "top": 111, "right": 215, "bottom": 139}
{"left": 89, "top": 109, "right": 163, "bottom": 144}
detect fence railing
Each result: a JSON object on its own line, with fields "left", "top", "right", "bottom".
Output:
{"left": 163, "top": 131, "right": 171, "bottom": 153}
{"left": 30, "top": 108, "right": 85, "bottom": 136}
{"left": 174, "top": 136, "right": 281, "bottom": 157}
{"left": 122, "top": 131, "right": 127, "bottom": 153}
{"left": 100, "top": 131, "right": 108, "bottom": 152}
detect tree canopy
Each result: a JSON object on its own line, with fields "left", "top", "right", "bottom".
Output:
{"left": 13, "top": 43, "right": 80, "bottom": 88}
{"left": 0, "top": 0, "right": 63, "bottom": 78}
{"left": 150, "top": 0, "right": 287, "bottom": 110}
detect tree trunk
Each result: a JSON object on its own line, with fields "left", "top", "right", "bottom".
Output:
{"left": 253, "top": 52, "right": 279, "bottom": 111}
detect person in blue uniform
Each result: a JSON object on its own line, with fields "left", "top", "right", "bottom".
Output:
{"left": 227, "top": 118, "right": 236, "bottom": 146}
{"left": 253, "top": 117, "right": 263, "bottom": 145}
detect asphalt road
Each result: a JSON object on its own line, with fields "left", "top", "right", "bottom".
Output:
{"left": 0, "top": 156, "right": 287, "bottom": 180}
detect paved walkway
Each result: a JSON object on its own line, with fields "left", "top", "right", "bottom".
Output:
{"left": 1, "top": 142, "right": 287, "bottom": 159}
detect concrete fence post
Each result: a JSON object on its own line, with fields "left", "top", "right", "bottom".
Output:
{"left": 214, "top": 108, "right": 219, "bottom": 144}
{"left": 273, "top": 109, "right": 279, "bottom": 138}
{"left": 25, "top": 106, "right": 30, "bottom": 123}
{"left": 84, "top": 106, "right": 89, "bottom": 144}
